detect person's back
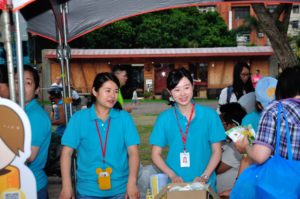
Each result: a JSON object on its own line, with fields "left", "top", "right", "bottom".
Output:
{"left": 48, "top": 86, "right": 66, "bottom": 137}
{"left": 257, "top": 98, "right": 300, "bottom": 160}
{"left": 254, "top": 67, "right": 300, "bottom": 160}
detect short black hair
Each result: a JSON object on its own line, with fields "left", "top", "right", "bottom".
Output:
{"left": 23, "top": 65, "right": 40, "bottom": 90}
{"left": 48, "top": 86, "right": 62, "bottom": 99}
{"left": 90, "top": 72, "right": 122, "bottom": 110}
{"left": 275, "top": 66, "right": 300, "bottom": 100}
{"left": 112, "top": 65, "right": 127, "bottom": 73}
{"left": 220, "top": 102, "right": 247, "bottom": 125}
{"left": 167, "top": 67, "right": 193, "bottom": 91}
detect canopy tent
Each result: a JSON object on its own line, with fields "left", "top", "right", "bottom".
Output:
{"left": 22, "top": 0, "right": 300, "bottom": 43}
{"left": 19, "top": 0, "right": 300, "bottom": 118}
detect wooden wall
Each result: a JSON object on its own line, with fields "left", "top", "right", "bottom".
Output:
{"left": 208, "top": 58, "right": 270, "bottom": 89}
{"left": 50, "top": 61, "right": 111, "bottom": 93}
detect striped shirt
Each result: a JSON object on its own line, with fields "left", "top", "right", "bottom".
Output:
{"left": 254, "top": 99, "right": 300, "bottom": 160}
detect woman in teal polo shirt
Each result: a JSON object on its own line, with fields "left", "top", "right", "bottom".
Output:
{"left": 16, "top": 65, "right": 52, "bottom": 199}
{"left": 150, "top": 68, "right": 225, "bottom": 191}
{"left": 60, "top": 73, "right": 140, "bottom": 199}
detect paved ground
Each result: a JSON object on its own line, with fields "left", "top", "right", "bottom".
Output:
{"left": 48, "top": 100, "right": 218, "bottom": 198}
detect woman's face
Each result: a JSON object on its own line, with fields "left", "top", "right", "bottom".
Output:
{"left": 15, "top": 71, "right": 39, "bottom": 104}
{"left": 92, "top": 80, "right": 119, "bottom": 109}
{"left": 0, "top": 83, "right": 9, "bottom": 98}
{"left": 240, "top": 67, "right": 250, "bottom": 84}
{"left": 170, "top": 77, "right": 193, "bottom": 106}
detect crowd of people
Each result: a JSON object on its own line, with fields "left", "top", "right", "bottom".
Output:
{"left": 0, "top": 63, "right": 300, "bottom": 199}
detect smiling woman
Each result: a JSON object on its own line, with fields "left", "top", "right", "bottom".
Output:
{"left": 149, "top": 67, "right": 226, "bottom": 192}
{"left": 60, "top": 72, "right": 141, "bottom": 199}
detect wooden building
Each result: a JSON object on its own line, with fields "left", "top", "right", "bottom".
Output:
{"left": 42, "top": 46, "right": 275, "bottom": 99}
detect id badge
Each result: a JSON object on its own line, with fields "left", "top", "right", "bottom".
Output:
{"left": 96, "top": 167, "right": 113, "bottom": 190}
{"left": 180, "top": 152, "right": 190, "bottom": 167}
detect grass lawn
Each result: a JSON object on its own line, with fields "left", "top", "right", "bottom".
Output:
{"left": 137, "top": 125, "right": 168, "bottom": 165}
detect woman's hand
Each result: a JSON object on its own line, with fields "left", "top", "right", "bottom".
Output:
{"left": 170, "top": 175, "right": 184, "bottom": 183}
{"left": 126, "top": 181, "right": 140, "bottom": 199}
{"left": 219, "top": 189, "right": 231, "bottom": 198}
{"left": 193, "top": 175, "right": 209, "bottom": 184}
{"left": 59, "top": 187, "right": 75, "bottom": 199}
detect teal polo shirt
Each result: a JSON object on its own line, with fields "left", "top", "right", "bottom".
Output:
{"left": 62, "top": 105, "right": 140, "bottom": 197}
{"left": 242, "top": 111, "right": 262, "bottom": 132}
{"left": 149, "top": 104, "right": 225, "bottom": 191}
{"left": 25, "top": 99, "right": 51, "bottom": 191}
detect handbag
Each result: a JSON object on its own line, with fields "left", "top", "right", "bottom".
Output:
{"left": 230, "top": 102, "right": 300, "bottom": 199}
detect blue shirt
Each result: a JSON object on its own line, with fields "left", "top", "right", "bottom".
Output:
{"left": 25, "top": 99, "right": 51, "bottom": 191}
{"left": 242, "top": 111, "right": 262, "bottom": 132}
{"left": 62, "top": 105, "right": 140, "bottom": 197}
{"left": 54, "top": 99, "right": 66, "bottom": 136}
{"left": 149, "top": 104, "right": 225, "bottom": 191}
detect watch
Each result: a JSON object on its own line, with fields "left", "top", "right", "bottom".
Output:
{"left": 201, "top": 175, "right": 209, "bottom": 181}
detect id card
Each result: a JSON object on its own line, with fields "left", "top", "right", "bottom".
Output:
{"left": 180, "top": 152, "right": 190, "bottom": 167}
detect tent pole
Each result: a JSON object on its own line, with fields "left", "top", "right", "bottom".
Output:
{"left": 62, "top": 2, "right": 72, "bottom": 118}
{"left": 57, "top": 31, "right": 69, "bottom": 123}
{"left": 60, "top": 1, "right": 77, "bottom": 193}
{"left": 14, "top": 11, "right": 25, "bottom": 108}
{"left": 2, "top": 9, "right": 16, "bottom": 102}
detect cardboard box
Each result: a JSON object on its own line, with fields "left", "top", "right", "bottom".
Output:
{"left": 155, "top": 183, "right": 220, "bottom": 199}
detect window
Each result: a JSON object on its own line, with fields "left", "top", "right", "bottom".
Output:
{"left": 292, "top": 20, "right": 299, "bottom": 29}
{"left": 267, "top": 5, "right": 277, "bottom": 14}
{"left": 257, "top": 32, "right": 264, "bottom": 38}
{"left": 189, "top": 63, "right": 208, "bottom": 83}
{"left": 234, "top": 6, "right": 250, "bottom": 20}
{"left": 293, "top": 5, "right": 300, "bottom": 14}
{"left": 197, "top": 6, "right": 216, "bottom": 13}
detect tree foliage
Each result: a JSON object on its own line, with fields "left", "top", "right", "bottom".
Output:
{"left": 70, "top": 7, "right": 236, "bottom": 48}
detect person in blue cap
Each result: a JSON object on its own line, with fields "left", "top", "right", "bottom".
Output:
{"left": 150, "top": 67, "right": 225, "bottom": 192}
{"left": 60, "top": 72, "right": 140, "bottom": 199}
{"left": 242, "top": 76, "right": 278, "bottom": 132}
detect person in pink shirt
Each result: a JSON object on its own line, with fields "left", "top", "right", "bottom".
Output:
{"left": 251, "top": 69, "right": 263, "bottom": 88}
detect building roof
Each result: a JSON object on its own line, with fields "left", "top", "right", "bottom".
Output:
{"left": 44, "top": 46, "right": 273, "bottom": 59}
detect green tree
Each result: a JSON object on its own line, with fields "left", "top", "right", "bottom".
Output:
{"left": 70, "top": 7, "right": 236, "bottom": 48}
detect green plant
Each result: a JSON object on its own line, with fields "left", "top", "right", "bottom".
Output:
{"left": 143, "top": 91, "right": 152, "bottom": 98}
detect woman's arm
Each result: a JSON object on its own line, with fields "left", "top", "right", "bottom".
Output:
{"left": 27, "top": 146, "right": 40, "bottom": 163}
{"left": 235, "top": 136, "right": 271, "bottom": 164}
{"left": 126, "top": 145, "right": 140, "bottom": 199}
{"left": 59, "top": 146, "right": 75, "bottom": 199}
{"left": 151, "top": 146, "right": 183, "bottom": 183}
{"left": 194, "top": 142, "right": 222, "bottom": 183}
